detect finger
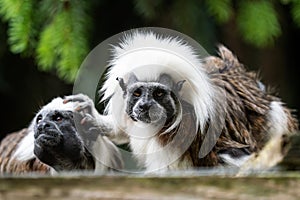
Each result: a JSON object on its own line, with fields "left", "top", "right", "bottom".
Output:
{"left": 63, "top": 96, "right": 85, "bottom": 104}
{"left": 80, "top": 118, "right": 86, "bottom": 125}
{"left": 75, "top": 102, "right": 92, "bottom": 113}
{"left": 89, "top": 127, "right": 104, "bottom": 136}
{"left": 80, "top": 114, "right": 94, "bottom": 125}
{"left": 84, "top": 113, "right": 94, "bottom": 118}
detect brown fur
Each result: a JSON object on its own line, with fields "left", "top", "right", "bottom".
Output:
{"left": 207, "top": 46, "right": 296, "bottom": 163}
{"left": 175, "top": 46, "right": 298, "bottom": 167}
{"left": 0, "top": 129, "right": 50, "bottom": 175}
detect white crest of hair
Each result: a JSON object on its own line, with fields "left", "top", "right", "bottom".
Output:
{"left": 12, "top": 97, "right": 77, "bottom": 161}
{"left": 101, "top": 31, "right": 216, "bottom": 133}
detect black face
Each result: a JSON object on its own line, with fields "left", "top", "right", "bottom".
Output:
{"left": 117, "top": 73, "right": 185, "bottom": 125}
{"left": 33, "top": 110, "right": 94, "bottom": 171}
{"left": 126, "top": 83, "right": 177, "bottom": 123}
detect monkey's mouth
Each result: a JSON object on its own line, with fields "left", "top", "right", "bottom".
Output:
{"left": 34, "top": 129, "right": 62, "bottom": 147}
{"left": 134, "top": 111, "right": 162, "bottom": 124}
{"left": 131, "top": 111, "right": 149, "bottom": 123}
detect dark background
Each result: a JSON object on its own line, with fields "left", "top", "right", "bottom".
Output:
{"left": 0, "top": 1, "right": 299, "bottom": 140}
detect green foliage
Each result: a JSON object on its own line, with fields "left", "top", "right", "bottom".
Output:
{"left": 291, "top": 0, "right": 300, "bottom": 26}
{"left": 205, "top": 0, "right": 233, "bottom": 24}
{"left": 0, "top": 0, "right": 23, "bottom": 20}
{"left": 134, "top": 0, "right": 163, "bottom": 20}
{"left": 134, "top": 0, "right": 300, "bottom": 48}
{"left": 0, "top": 0, "right": 90, "bottom": 83}
{"left": 205, "top": 0, "right": 285, "bottom": 47}
{"left": 237, "top": 0, "right": 281, "bottom": 47}
{"left": 36, "top": 1, "right": 90, "bottom": 82}
{"left": 170, "top": 0, "right": 216, "bottom": 51}
{"left": 133, "top": 0, "right": 217, "bottom": 51}
{"left": 0, "top": 0, "right": 34, "bottom": 53}
{"left": 1, "top": 0, "right": 300, "bottom": 83}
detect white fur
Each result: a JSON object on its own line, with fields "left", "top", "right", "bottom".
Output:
{"left": 101, "top": 31, "right": 216, "bottom": 133}
{"left": 219, "top": 154, "right": 251, "bottom": 167}
{"left": 268, "top": 101, "right": 288, "bottom": 137}
{"left": 129, "top": 131, "right": 192, "bottom": 172}
{"left": 12, "top": 97, "right": 77, "bottom": 161}
{"left": 100, "top": 31, "right": 218, "bottom": 171}
{"left": 91, "top": 136, "right": 123, "bottom": 172}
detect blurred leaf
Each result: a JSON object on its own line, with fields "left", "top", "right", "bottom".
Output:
{"left": 171, "top": 0, "right": 216, "bottom": 51}
{"left": 0, "top": 0, "right": 90, "bottom": 83}
{"left": 36, "top": 16, "right": 60, "bottom": 70}
{"left": 291, "top": 0, "right": 300, "bottom": 27}
{"left": 36, "top": 1, "right": 90, "bottom": 82}
{"left": 134, "top": 0, "right": 163, "bottom": 20}
{"left": 0, "top": 0, "right": 23, "bottom": 20}
{"left": 237, "top": 0, "right": 281, "bottom": 47}
{"left": 280, "top": 0, "right": 292, "bottom": 4}
{"left": 1, "top": 0, "right": 34, "bottom": 53}
{"left": 205, "top": 0, "right": 233, "bottom": 23}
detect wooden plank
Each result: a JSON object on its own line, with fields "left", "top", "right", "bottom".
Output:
{"left": 1, "top": 134, "right": 300, "bottom": 200}
{"left": 1, "top": 174, "right": 300, "bottom": 200}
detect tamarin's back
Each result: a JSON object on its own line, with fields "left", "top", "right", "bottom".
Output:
{"left": 0, "top": 129, "right": 50, "bottom": 175}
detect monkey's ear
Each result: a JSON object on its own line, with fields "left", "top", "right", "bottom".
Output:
{"left": 175, "top": 80, "right": 186, "bottom": 92}
{"left": 158, "top": 74, "right": 174, "bottom": 88}
{"left": 116, "top": 77, "right": 127, "bottom": 94}
{"left": 127, "top": 73, "right": 138, "bottom": 86}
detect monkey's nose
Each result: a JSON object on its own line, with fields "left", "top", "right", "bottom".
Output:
{"left": 138, "top": 102, "right": 152, "bottom": 111}
{"left": 37, "top": 121, "right": 51, "bottom": 131}
{"left": 34, "top": 121, "right": 57, "bottom": 139}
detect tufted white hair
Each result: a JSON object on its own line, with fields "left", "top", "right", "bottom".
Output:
{"left": 100, "top": 31, "right": 216, "bottom": 133}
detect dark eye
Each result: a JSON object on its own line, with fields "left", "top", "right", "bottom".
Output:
{"left": 53, "top": 113, "right": 64, "bottom": 122}
{"left": 36, "top": 115, "right": 42, "bottom": 124}
{"left": 133, "top": 89, "right": 142, "bottom": 97}
{"left": 153, "top": 89, "right": 165, "bottom": 98}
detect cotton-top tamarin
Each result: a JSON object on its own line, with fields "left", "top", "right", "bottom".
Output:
{"left": 0, "top": 96, "right": 123, "bottom": 174}
{"left": 60, "top": 32, "right": 300, "bottom": 173}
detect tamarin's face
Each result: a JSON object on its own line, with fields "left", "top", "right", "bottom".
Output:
{"left": 34, "top": 110, "right": 77, "bottom": 149}
{"left": 126, "top": 82, "right": 177, "bottom": 123}
{"left": 118, "top": 73, "right": 184, "bottom": 124}
{"left": 33, "top": 109, "right": 94, "bottom": 171}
